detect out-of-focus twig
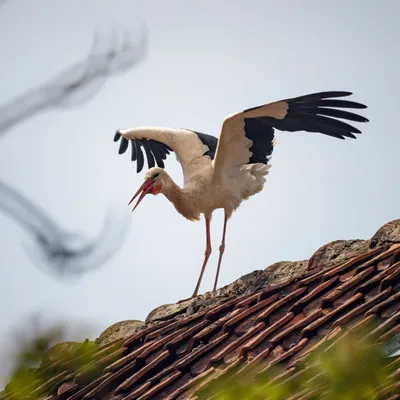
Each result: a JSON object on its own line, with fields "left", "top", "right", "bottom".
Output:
{"left": 0, "top": 25, "right": 147, "bottom": 136}
{"left": 0, "top": 180, "right": 130, "bottom": 277}
{"left": 0, "top": 24, "right": 146, "bottom": 276}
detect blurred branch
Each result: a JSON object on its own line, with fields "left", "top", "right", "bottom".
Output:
{"left": 0, "top": 179, "right": 130, "bottom": 277}
{"left": 0, "top": 25, "right": 147, "bottom": 136}
{"left": 0, "top": 24, "right": 146, "bottom": 276}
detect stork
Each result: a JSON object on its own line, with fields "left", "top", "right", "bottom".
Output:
{"left": 114, "top": 91, "right": 368, "bottom": 297}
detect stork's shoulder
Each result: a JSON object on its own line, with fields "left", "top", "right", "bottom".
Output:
{"left": 221, "top": 111, "right": 243, "bottom": 126}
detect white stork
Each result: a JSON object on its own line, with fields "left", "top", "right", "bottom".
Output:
{"left": 114, "top": 91, "right": 368, "bottom": 297}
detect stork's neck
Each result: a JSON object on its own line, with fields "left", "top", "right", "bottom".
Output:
{"left": 161, "top": 176, "right": 200, "bottom": 221}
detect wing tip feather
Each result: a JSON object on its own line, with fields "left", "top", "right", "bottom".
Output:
{"left": 113, "top": 131, "right": 122, "bottom": 142}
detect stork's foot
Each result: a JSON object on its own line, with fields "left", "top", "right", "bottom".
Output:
{"left": 178, "top": 296, "right": 196, "bottom": 303}
{"left": 191, "top": 289, "right": 201, "bottom": 298}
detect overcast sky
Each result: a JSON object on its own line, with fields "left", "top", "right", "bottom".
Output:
{"left": 0, "top": 0, "right": 399, "bottom": 382}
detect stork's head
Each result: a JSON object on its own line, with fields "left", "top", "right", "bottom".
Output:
{"left": 128, "top": 167, "right": 167, "bottom": 211}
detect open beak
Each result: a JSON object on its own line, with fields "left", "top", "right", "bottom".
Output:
{"left": 128, "top": 179, "right": 154, "bottom": 212}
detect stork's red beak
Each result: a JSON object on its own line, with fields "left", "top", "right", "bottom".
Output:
{"left": 128, "top": 179, "right": 154, "bottom": 211}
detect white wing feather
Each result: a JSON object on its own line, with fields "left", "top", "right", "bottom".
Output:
{"left": 212, "top": 100, "right": 287, "bottom": 177}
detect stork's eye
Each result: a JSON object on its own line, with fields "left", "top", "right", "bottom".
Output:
{"left": 152, "top": 173, "right": 160, "bottom": 180}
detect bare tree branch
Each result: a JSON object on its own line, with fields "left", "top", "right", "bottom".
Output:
{"left": 0, "top": 25, "right": 147, "bottom": 136}
{"left": 0, "top": 0, "right": 9, "bottom": 9}
{"left": 0, "top": 180, "right": 130, "bottom": 278}
{"left": 0, "top": 23, "right": 146, "bottom": 277}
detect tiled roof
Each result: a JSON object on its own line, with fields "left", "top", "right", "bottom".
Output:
{"left": 3, "top": 220, "right": 400, "bottom": 400}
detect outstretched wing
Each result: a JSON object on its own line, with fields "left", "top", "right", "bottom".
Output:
{"left": 213, "top": 91, "right": 368, "bottom": 175}
{"left": 114, "top": 127, "right": 218, "bottom": 174}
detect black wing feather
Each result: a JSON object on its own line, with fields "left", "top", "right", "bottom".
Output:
{"left": 288, "top": 103, "right": 368, "bottom": 123}
{"left": 130, "top": 140, "right": 137, "bottom": 161}
{"left": 141, "top": 140, "right": 155, "bottom": 169}
{"left": 149, "top": 141, "right": 167, "bottom": 167}
{"left": 286, "top": 91, "right": 353, "bottom": 102}
{"left": 245, "top": 91, "right": 368, "bottom": 142}
{"left": 113, "top": 131, "right": 121, "bottom": 142}
{"left": 118, "top": 137, "right": 129, "bottom": 154}
{"left": 135, "top": 142, "right": 144, "bottom": 173}
{"left": 114, "top": 131, "right": 174, "bottom": 173}
{"left": 259, "top": 114, "right": 361, "bottom": 137}
{"left": 306, "top": 99, "right": 367, "bottom": 109}
{"left": 244, "top": 119, "right": 275, "bottom": 164}
{"left": 242, "top": 91, "right": 368, "bottom": 165}
{"left": 187, "top": 130, "right": 218, "bottom": 159}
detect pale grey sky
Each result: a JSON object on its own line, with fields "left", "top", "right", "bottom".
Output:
{"left": 0, "top": 0, "right": 399, "bottom": 381}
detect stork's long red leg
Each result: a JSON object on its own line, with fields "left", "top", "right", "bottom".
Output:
{"left": 192, "top": 216, "right": 212, "bottom": 298}
{"left": 213, "top": 213, "right": 228, "bottom": 292}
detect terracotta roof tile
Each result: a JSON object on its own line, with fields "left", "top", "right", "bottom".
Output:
{"left": 364, "top": 310, "right": 400, "bottom": 341}
{"left": 376, "top": 381, "right": 400, "bottom": 399}
{"left": 233, "top": 292, "right": 260, "bottom": 310}
{"left": 323, "top": 265, "right": 375, "bottom": 304}
{"left": 104, "top": 346, "right": 149, "bottom": 373}
{"left": 176, "top": 309, "right": 209, "bottom": 328}
{"left": 115, "top": 350, "right": 170, "bottom": 393}
{"left": 210, "top": 322, "right": 266, "bottom": 365}
{"left": 206, "top": 296, "right": 248, "bottom": 318}
{"left": 222, "top": 293, "right": 279, "bottom": 332}
{"left": 321, "top": 246, "right": 382, "bottom": 280}
{"left": 66, "top": 372, "right": 112, "bottom": 400}
{"left": 164, "top": 368, "right": 215, "bottom": 400}
{"left": 301, "top": 292, "right": 363, "bottom": 338}
{"left": 380, "top": 261, "right": 400, "bottom": 291}
{"left": 267, "top": 337, "right": 309, "bottom": 368}
{"left": 164, "top": 320, "right": 209, "bottom": 354}
{"left": 258, "top": 279, "right": 294, "bottom": 301}
{"left": 144, "top": 320, "right": 180, "bottom": 341}
{"left": 241, "top": 312, "right": 295, "bottom": 359}
{"left": 367, "top": 290, "right": 400, "bottom": 317}
{"left": 136, "top": 328, "right": 186, "bottom": 360}
{"left": 269, "top": 309, "right": 323, "bottom": 345}
{"left": 379, "top": 324, "right": 400, "bottom": 344}
{"left": 175, "top": 333, "right": 229, "bottom": 372}
{"left": 58, "top": 380, "right": 78, "bottom": 396}
{"left": 135, "top": 370, "right": 181, "bottom": 400}
{"left": 28, "top": 371, "right": 69, "bottom": 399}
{"left": 333, "top": 286, "right": 392, "bottom": 328}
{"left": 5, "top": 223, "right": 400, "bottom": 400}
{"left": 255, "top": 287, "right": 307, "bottom": 323}
{"left": 120, "top": 381, "right": 151, "bottom": 400}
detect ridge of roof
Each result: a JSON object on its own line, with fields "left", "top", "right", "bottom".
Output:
{"left": 2, "top": 219, "right": 400, "bottom": 400}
